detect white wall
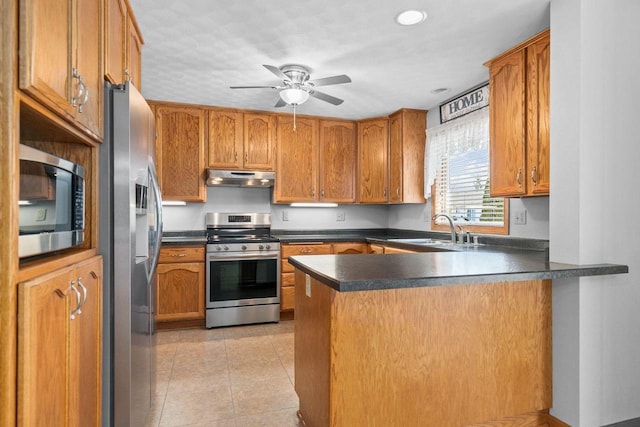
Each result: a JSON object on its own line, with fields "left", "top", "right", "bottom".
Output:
{"left": 550, "top": 0, "right": 640, "bottom": 424}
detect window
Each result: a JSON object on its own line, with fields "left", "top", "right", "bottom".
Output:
{"left": 426, "top": 107, "right": 508, "bottom": 234}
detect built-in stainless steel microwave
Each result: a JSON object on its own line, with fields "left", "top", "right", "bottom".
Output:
{"left": 19, "top": 144, "right": 85, "bottom": 258}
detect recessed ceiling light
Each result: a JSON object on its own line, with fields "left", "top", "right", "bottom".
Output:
{"left": 395, "top": 10, "right": 427, "bottom": 26}
{"left": 431, "top": 88, "right": 450, "bottom": 95}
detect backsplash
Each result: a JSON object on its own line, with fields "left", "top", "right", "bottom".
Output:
{"left": 162, "top": 186, "right": 549, "bottom": 240}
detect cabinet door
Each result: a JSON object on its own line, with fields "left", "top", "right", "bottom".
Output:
{"left": 19, "top": 0, "right": 74, "bottom": 119}
{"left": 156, "top": 262, "right": 205, "bottom": 321}
{"left": 358, "top": 118, "right": 389, "bottom": 203}
{"left": 208, "top": 110, "right": 244, "bottom": 169}
{"left": 244, "top": 113, "right": 276, "bottom": 171}
{"left": 75, "top": 0, "right": 103, "bottom": 138}
{"left": 126, "top": 12, "right": 143, "bottom": 89}
{"left": 18, "top": 267, "right": 74, "bottom": 427}
{"left": 104, "top": 0, "right": 127, "bottom": 84}
{"left": 388, "top": 113, "right": 404, "bottom": 203}
{"left": 526, "top": 34, "right": 550, "bottom": 195}
{"left": 488, "top": 50, "right": 527, "bottom": 197}
{"left": 319, "top": 120, "right": 356, "bottom": 203}
{"left": 155, "top": 106, "right": 206, "bottom": 201}
{"left": 332, "top": 242, "right": 366, "bottom": 255}
{"left": 73, "top": 257, "right": 103, "bottom": 427}
{"left": 275, "top": 116, "right": 319, "bottom": 203}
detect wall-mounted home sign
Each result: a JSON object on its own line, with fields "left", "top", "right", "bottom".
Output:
{"left": 439, "top": 83, "right": 489, "bottom": 123}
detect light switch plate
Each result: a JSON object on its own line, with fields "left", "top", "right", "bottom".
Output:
{"left": 305, "top": 274, "right": 311, "bottom": 297}
{"left": 513, "top": 210, "right": 527, "bottom": 225}
{"left": 282, "top": 210, "right": 289, "bottom": 221}
{"left": 337, "top": 211, "right": 346, "bottom": 221}
{"left": 36, "top": 208, "right": 47, "bottom": 221}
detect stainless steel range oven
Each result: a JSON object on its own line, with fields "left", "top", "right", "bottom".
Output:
{"left": 205, "top": 213, "right": 280, "bottom": 328}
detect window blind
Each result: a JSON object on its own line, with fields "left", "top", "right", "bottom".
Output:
{"left": 425, "top": 107, "right": 505, "bottom": 227}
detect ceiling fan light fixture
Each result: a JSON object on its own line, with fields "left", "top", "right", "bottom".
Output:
{"left": 279, "top": 88, "right": 310, "bottom": 105}
{"left": 395, "top": 9, "right": 427, "bottom": 26}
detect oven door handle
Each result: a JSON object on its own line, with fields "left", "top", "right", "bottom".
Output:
{"left": 207, "top": 253, "right": 279, "bottom": 262}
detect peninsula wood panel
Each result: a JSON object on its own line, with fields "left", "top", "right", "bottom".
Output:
{"left": 358, "top": 118, "right": 389, "bottom": 203}
{"left": 244, "top": 113, "right": 276, "bottom": 170}
{"left": 488, "top": 50, "right": 527, "bottom": 196}
{"left": 295, "top": 275, "right": 552, "bottom": 427}
{"left": 208, "top": 110, "right": 243, "bottom": 169}
{"left": 274, "top": 116, "right": 319, "bottom": 202}
{"left": 155, "top": 105, "right": 206, "bottom": 201}
{"left": 319, "top": 120, "right": 356, "bottom": 203}
{"left": 526, "top": 33, "right": 550, "bottom": 195}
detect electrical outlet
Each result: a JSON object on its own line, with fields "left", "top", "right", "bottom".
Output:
{"left": 513, "top": 210, "right": 527, "bottom": 225}
{"left": 36, "top": 208, "right": 47, "bottom": 221}
{"left": 423, "top": 212, "right": 430, "bottom": 222}
{"left": 282, "top": 210, "right": 289, "bottom": 221}
{"left": 336, "top": 211, "right": 346, "bottom": 221}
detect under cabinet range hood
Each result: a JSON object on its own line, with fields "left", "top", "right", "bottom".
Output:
{"left": 206, "top": 169, "right": 275, "bottom": 187}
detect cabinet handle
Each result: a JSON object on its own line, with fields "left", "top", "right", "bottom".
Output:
{"left": 531, "top": 166, "right": 538, "bottom": 186}
{"left": 124, "top": 68, "right": 131, "bottom": 82}
{"left": 171, "top": 253, "right": 186, "bottom": 257}
{"left": 396, "top": 187, "right": 400, "bottom": 197}
{"left": 321, "top": 189, "right": 325, "bottom": 198}
{"left": 71, "top": 68, "right": 87, "bottom": 112}
{"left": 516, "top": 168, "right": 522, "bottom": 187}
{"left": 69, "top": 281, "right": 81, "bottom": 320}
{"left": 312, "top": 189, "right": 315, "bottom": 197}
{"left": 245, "top": 152, "right": 248, "bottom": 163}
{"left": 235, "top": 152, "right": 238, "bottom": 161}
{"left": 77, "top": 278, "right": 88, "bottom": 315}
{"left": 383, "top": 188, "right": 387, "bottom": 197}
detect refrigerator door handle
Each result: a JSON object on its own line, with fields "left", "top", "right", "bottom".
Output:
{"left": 148, "top": 161, "right": 163, "bottom": 277}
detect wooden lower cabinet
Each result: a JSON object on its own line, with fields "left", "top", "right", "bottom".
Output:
{"left": 156, "top": 246, "right": 205, "bottom": 322}
{"left": 18, "top": 255, "right": 103, "bottom": 426}
{"left": 381, "top": 246, "right": 416, "bottom": 254}
{"left": 280, "top": 242, "right": 367, "bottom": 312}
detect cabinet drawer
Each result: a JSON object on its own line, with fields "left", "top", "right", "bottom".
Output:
{"left": 281, "top": 286, "right": 295, "bottom": 311}
{"left": 282, "top": 259, "right": 295, "bottom": 273}
{"left": 282, "top": 244, "right": 332, "bottom": 257}
{"left": 332, "top": 242, "right": 367, "bottom": 255}
{"left": 282, "top": 272, "right": 295, "bottom": 287}
{"left": 159, "top": 246, "right": 205, "bottom": 263}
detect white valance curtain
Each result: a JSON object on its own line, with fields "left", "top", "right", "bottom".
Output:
{"left": 424, "top": 107, "right": 489, "bottom": 199}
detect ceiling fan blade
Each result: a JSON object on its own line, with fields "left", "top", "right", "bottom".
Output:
{"left": 308, "top": 90, "right": 344, "bottom": 105}
{"left": 308, "top": 74, "right": 351, "bottom": 87}
{"left": 274, "top": 98, "right": 287, "bottom": 108}
{"left": 230, "top": 85, "right": 279, "bottom": 89}
{"left": 263, "top": 64, "right": 290, "bottom": 82}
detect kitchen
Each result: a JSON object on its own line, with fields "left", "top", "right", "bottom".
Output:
{"left": 1, "top": 0, "right": 639, "bottom": 427}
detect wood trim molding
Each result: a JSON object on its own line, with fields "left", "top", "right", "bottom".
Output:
{"left": 483, "top": 28, "right": 550, "bottom": 67}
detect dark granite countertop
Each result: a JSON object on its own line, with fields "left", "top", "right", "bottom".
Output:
{"left": 161, "top": 231, "right": 207, "bottom": 245}
{"left": 287, "top": 250, "right": 628, "bottom": 292}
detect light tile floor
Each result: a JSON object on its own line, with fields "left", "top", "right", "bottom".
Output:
{"left": 146, "top": 321, "right": 302, "bottom": 427}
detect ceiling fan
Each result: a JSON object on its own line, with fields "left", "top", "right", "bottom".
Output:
{"left": 230, "top": 64, "right": 351, "bottom": 107}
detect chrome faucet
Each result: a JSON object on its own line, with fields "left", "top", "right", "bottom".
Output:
{"left": 432, "top": 213, "right": 457, "bottom": 244}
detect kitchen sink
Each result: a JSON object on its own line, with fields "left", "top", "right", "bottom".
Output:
{"left": 387, "top": 238, "right": 447, "bottom": 245}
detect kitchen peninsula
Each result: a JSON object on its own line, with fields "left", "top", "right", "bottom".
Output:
{"left": 288, "top": 250, "right": 627, "bottom": 427}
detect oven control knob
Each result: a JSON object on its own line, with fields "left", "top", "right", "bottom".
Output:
{"left": 241, "top": 245, "right": 247, "bottom": 250}
{"left": 223, "top": 245, "right": 229, "bottom": 251}
{"left": 259, "top": 244, "right": 264, "bottom": 250}
{"left": 266, "top": 244, "right": 271, "bottom": 250}
{"left": 216, "top": 245, "right": 222, "bottom": 251}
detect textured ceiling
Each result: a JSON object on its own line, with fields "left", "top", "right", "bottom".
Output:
{"left": 129, "top": 0, "right": 550, "bottom": 120}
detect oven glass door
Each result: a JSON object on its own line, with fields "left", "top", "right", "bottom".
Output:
{"left": 207, "top": 254, "right": 279, "bottom": 308}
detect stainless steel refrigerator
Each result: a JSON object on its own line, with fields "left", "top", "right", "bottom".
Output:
{"left": 100, "top": 81, "right": 163, "bottom": 427}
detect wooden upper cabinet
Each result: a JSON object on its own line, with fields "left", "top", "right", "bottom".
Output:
{"left": 155, "top": 105, "right": 206, "bottom": 202}
{"left": 526, "top": 33, "right": 550, "bottom": 195}
{"left": 319, "top": 120, "right": 356, "bottom": 203}
{"left": 486, "top": 29, "right": 549, "bottom": 197}
{"left": 208, "top": 110, "right": 244, "bottom": 169}
{"left": 105, "top": 0, "right": 143, "bottom": 89}
{"left": 358, "top": 118, "right": 389, "bottom": 203}
{"left": 20, "top": 0, "right": 103, "bottom": 140}
{"left": 244, "top": 113, "right": 276, "bottom": 171}
{"left": 208, "top": 111, "right": 275, "bottom": 171}
{"left": 105, "top": 0, "right": 127, "bottom": 85}
{"left": 389, "top": 109, "right": 427, "bottom": 204}
{"left": 274, "top": 116, "right": 319, "bottom": 203}
{"left": 126, "top": 9, "right": 143, "bottom": 89}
